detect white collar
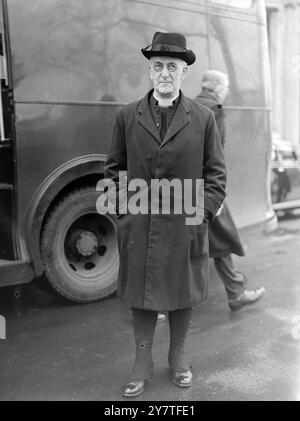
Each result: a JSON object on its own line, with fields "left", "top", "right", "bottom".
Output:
{"left": 153, "top": 92, "right": 179, "bottom": 107}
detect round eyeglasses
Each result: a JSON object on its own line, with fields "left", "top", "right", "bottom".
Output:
{"left": 153, "top": 62, "right": 178, "bottom": 73}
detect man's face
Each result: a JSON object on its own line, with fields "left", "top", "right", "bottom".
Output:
{"left": 148, "top": 57, "right": 188, "bottom": 98}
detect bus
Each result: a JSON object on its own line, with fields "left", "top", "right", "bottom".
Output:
{"left": 0, "top": 0, "right": 275, "bottom": 303}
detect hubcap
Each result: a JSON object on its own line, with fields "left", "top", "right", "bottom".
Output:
{"left": 74, "top": 230, "right": 98, "bottom": 257}
{"left": 63, "top": 213, "right": 118, "bottom": 282}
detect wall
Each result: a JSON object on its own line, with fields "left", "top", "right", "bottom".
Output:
{"left": 266, "top": 0, "right": 300, "bottom": 147}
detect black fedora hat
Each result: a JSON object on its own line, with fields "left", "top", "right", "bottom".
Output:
{"left": 141, "top": 32, "right": 196, "bottom": 66}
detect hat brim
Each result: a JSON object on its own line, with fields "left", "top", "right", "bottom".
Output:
{"left": 141, "top": 49, "right": 196, "bottom": 66}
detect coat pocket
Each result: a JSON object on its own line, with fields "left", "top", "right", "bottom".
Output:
{"left": 190, "top": 222, "right": 209, "bottom": 258}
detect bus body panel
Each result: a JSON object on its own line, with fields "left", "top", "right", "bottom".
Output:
{"left": 224, "top": 108, "right": 272, "bottom": 227}
{"left": 14, "top": 101, "right": 117, "bottom": 227}
{"left": 0, "top": 260, "right": 33, "bottom": 286}
{"left": 23, "top": 154, "right": 107, "bottom": 276}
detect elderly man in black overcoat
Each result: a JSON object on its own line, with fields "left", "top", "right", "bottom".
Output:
{"left": 195, "top": 70, "right": 265, "bottom": 311}
{"left": 105, "top": 33, "right": 226, "bottom": 397}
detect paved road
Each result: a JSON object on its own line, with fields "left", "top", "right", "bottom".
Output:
{"left": 1, "top": 212, "right": 300, "bottom": 401}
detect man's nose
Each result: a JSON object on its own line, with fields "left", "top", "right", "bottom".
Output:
{"left": 161, "top": 65, "right": 170, "bottom": 78}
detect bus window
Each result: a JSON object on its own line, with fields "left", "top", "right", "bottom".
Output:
{"left": 8, "top": 0, "right": 209, "bottom": 103}
{"left": 207, "top": 14, "right": 265, "bottom": 107}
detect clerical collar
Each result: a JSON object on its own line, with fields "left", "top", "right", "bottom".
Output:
{"left": 153, "top": 92, "right": 180, "bottom": 107}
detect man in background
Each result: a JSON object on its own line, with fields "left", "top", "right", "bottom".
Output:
{"left": 195, "top": 70, "right": 265, "bottom": 311}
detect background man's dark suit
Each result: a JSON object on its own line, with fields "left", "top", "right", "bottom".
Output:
{"left": 195, "top": 82, "right": 265, "bottom": 310}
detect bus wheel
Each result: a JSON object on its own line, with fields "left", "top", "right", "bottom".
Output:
{"left": 40, "top": 186, "right": 119, "bottom": 303}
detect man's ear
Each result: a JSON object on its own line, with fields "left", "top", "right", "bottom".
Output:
{"left": 148, "top": 64, "right": 153, "bottom": 80}
{"left": 181, "top": 66, "right": 188, "bottom": 80}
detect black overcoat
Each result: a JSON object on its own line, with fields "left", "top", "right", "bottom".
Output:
{"left": 105, "top": 90, "right": 226, "bottom": 310}
{"left": 195, "top": 91, "right": 245, "bottom": 257}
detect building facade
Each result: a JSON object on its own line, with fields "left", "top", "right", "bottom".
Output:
{"left": 266, "top": 0, "right": 300, "bottom": 147}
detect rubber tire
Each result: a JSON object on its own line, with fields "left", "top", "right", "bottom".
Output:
{"left": 40, "top": 186, "right": 119, "bottom": 303}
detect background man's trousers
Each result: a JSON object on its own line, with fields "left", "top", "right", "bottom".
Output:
{"left": 214, "top": 254, "right": 246, "bottom": 300}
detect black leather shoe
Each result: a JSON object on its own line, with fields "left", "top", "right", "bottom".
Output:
{"left": 229, "top": 287, "right": 266, "bottom": 311}
{"left": 171, "top": 368, "right": 193, "bottom": 388}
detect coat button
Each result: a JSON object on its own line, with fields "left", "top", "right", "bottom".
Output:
{"left": 156, "top": 123, "right": 160, "bottom": 128}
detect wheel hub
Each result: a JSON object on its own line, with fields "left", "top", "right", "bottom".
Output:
{"left": 74, "top": 230, "right": 98, "bottom": 257}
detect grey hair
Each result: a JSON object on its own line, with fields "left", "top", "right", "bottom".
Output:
{"left": 202, "top": 70, "right": 229, "bottom": 91}
{"left": 201, "top": 70, "right": 229, "bottom": 102}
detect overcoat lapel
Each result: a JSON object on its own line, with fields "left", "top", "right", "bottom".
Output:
{"left": 136, "top": 91, "right": 192, "bottom": 147}
{"left": 160, "top": 94, "right": 191, "bottom": 148}
{"left": 136, "top": 95, "right": 161, "bottom": 145}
